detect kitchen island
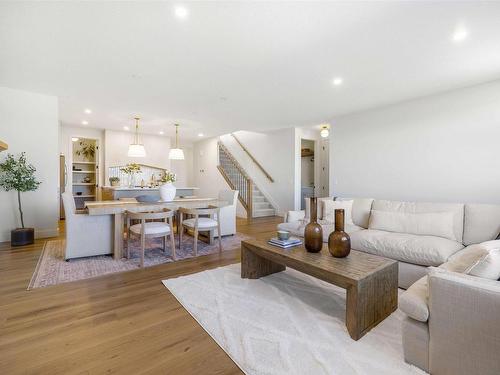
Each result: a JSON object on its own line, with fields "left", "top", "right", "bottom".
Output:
{"left": 102, "top": 186, "right": 199, "bottom": 200}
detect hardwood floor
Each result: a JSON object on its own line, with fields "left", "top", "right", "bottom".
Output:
{"left": 0, "top": 216, "right": 282, "bottom": 374}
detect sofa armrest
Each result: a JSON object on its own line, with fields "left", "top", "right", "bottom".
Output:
{"left": 400, "top": 275, "right": 429, "bottom": 322}
{"left": 284, "top": 210, "right": 305, "bottom": 223}
{"left": 427, "top": 268, "right": 500, "bottom": 375}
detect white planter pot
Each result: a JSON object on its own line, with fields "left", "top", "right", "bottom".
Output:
{"left": 159, "top": 183, "right": 176, "bottom": 202}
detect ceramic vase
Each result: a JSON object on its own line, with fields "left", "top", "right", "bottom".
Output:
{"left": 160, "top": 182, "right": 176, "bottom": 202}
{"left": 328, "top": 209, "right": 351, "bottom": 258}
{"left": 304, "top": 197, "right": 323, "bottom": 253}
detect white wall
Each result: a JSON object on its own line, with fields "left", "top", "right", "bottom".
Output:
{"left": 0, "top": 87, "right": 59, "bottom": 241}
{"left": 193, "top": 137, "right": 246, "bottom": 217}
{"left": 220, "top": 129, "right": 296, "bottom": 215}
{"left": 330, "top": 80, "right": 500, "bottom": 204}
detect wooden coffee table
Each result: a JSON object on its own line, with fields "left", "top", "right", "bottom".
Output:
{"left": 241, "top": 239, "right": 398, "bottom": 340}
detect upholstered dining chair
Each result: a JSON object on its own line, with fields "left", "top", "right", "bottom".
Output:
{"left": 125, "top": 209, "right": 176, "bottom": 267}
{"left": 179, "top": 206, "right": 222, "bottom": 256}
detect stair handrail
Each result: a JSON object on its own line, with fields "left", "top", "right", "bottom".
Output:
{"left": 217, "top": 141, "right": 253, "bottom": 219}
{"left": 230, "top": 133, "right": 275, "bottom": 183}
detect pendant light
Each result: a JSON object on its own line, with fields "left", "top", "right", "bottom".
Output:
{"left": 168, "top": 124, "right": 185, "bottom": 160}
{"left": 128, "top": 117, "right": 146, "bottom": 157}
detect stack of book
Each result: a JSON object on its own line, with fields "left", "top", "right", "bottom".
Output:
{"left": 268, "top": 237, "right": 302, "bottom": 249}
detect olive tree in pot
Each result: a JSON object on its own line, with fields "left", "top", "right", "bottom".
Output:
{"left": 0, "top": 153, "right": 41, "bottom": 246}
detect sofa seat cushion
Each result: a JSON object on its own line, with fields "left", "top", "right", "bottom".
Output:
{"left": 350, "top": 229, "right": 464, "bottom": 266}
{"left": 400, "top": 275, "right": 429, "bottom": 322}
{"left": 277, "top": 222, "right": 363, "bottom": 243}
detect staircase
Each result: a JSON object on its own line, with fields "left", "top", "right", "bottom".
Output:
{"left": 217, "top": 142, "right": 275, "bottom": 218}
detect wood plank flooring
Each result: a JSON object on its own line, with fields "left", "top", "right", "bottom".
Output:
{"left": 0, "top": 216, "right": 282, "bottom": 374}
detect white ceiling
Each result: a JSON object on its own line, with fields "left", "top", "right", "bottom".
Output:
{"left": 1, "top": 1, "right": 500, "bottom": 141}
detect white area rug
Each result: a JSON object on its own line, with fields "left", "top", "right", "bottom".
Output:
{"left": 162, "top": 263, "right": 426, "bottom": 375}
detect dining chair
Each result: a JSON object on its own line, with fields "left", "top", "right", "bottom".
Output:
{"left": 179, "top": 206, "right": 222, "bottom": 256}
{"left": 125, "top": 209, "right": 176, "bottom": 267}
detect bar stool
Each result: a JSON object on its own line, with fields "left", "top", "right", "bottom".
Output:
{"left": 179, "top": 206, "right": 222, "bottom": 256}
{"left": 125, "top": 209, "right": 176, "bottom": 267}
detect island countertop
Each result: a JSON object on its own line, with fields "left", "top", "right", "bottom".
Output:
{"left": 102, "top": 186, "right": 199, "bottom": 191}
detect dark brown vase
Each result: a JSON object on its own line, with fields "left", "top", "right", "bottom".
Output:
{"left": 304, "top": 197, "right": 323, "bottom": 253}
{"left": 328, "top": 209, "right": 351, "bottom": 258}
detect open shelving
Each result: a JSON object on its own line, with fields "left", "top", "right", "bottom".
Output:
{"left": 72, "top": 138, "right": 99, "bottom": 209}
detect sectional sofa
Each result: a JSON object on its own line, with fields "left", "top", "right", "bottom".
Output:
{"left": 278, "top": 197, "right": 500, "bottom": 288}
{"left": 279, "top": 197, "right": 500, "bottom": 374}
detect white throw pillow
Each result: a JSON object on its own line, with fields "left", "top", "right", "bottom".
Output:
{"left": 368, "top": 210, "right": 456, "bottom": 241}
{"left": 287, "top": 210, "right": 305, "bottom": 223}
{"left": 465, "top": 240, "right": 500, "bottom": 280}
{"left": 322, "top": 200, "right": 354, "bottom": 225}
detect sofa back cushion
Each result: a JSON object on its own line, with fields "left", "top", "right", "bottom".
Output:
{"left": 463, "top": 204, "right": 500, "bottom": 246}
{"left": 322, "top": 200, "right": 354, "bottom": 225}
{"left": 369, "top": 210, "right": 456, "bottom": 241}
{"left": 371, "top": 200, "right": 464, "bottom": 243}
{"left": 335, "top": 197, "right": 374, "bottom": 228}
{"left": 304, "top": 197, "right": 332, "bottom": 220}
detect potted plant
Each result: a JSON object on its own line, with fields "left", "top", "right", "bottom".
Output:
{"left": 120, "top": 163, "right": 141, "bottom": 188}
{"left": 159, "top": 171, "right": 177, "bottom": 201}
{"left": 0, "top": 153, "right": 41, "bottom": 246}
{"left": 109, "top": 176, "right": 120, "bottom": 187}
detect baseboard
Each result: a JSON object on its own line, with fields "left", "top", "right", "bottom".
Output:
{"left": 0, "top": 227, "right": 59, "bottom": 243}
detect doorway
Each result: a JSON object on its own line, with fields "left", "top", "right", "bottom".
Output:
{"left": 300, "top": 139, "right": 315, "bottom": 210}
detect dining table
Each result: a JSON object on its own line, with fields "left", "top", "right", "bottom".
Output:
{"left": 85, "top": 197, "right": 227, "bottom": 259}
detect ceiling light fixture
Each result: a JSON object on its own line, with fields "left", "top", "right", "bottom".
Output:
{"left": 332, "top": 77, "right": 343, "bottom": 86}
{"left": 81, "top": 120, "right": 89, "bottom": 125}
{"left": 452, "top": 27, "right": 468, "bottom": 42}
{"left": 84, "top": 109, "right": 92, "bottom": 114}
{"left": 168, "top": 124, "right": 185, "bottom": 160}
{"left": 123, "top": 126, "right": 129, "bottom": 131}
{"left": 174, "top": 5, "right": 189, "bottom": 19}
{"left": 198, "top": 133, "right": 204, "bottom": 137}
{"left": 159, "top": 130, "right": 164, "bottom": 135}
{"left": 127, "top": 117, "right": 146, "bottom": 157}
{"left": 72, "top": 137, "right": 79, "bottom": 142}
{"left": 320, "top": 124, "right": 330, "bottom": 138}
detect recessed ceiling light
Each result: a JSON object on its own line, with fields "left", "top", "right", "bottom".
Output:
{"left": 332, "top": 77, "right": 343, "bottom": 86}
{"left": 452, "top": 27, "right": 468, "bottom": 42}
{"left": 159, "top": 131, "right": 164, "bottom": 135}
{"left": 81, "top": 120, "right": 88, "bottom": 125}
{"left": 123, "top": 126, "right": 129, "bottom": 131}
{"left": 84, "top": 108, "right": 92, "bottom": 114}
{"left": 71, "top": 137, "right": 79, "bottom": 142}
{"left": 198, "top": 133, "right": 204, "bottom": 137}
{"left": 175, "top": 5, "right": 189, "bottom": 19}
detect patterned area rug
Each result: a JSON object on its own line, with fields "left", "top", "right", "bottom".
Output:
{"left": 28, "top": 233, "right": 250, "bottom": 289}
{"left": 163, "top": 264, "right": 427, "bottom": 375}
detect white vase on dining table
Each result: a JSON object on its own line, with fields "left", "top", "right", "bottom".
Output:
{"left": 160, "top": 182, "right": 176, "bottom": 202}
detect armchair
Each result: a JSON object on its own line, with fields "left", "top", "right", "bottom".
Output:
{"left": 401, "top": 267, "right": 500, "bottom": 374}
{"left": 62, "top": 192, "right": 113, "bottom": 260}
{"left": 215, "top": 190, "right": 238, "bottom": 236}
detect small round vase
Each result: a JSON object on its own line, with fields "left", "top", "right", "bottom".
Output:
{"left": 304, "top": 197, "right": 323, "bottom": 253}
{"left": 328, "top": 209, "right": 351, "bottom": 258}
{"left": 159, "top": 182, "right": 176, "bottom": 202}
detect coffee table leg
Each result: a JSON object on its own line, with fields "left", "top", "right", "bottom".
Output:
{"left": 241, "top": 243, "right": 285, "bottom": 279}
{"left": 345, "top": 262, "right": 398, "bottom": 340}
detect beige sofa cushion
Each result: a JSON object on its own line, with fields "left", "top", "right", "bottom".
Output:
{"left": 322, "top": 200, "right": 354, "bottom": 225}
{"left": 400, "top": 275, "right": 429, "bottom": 322}
{"left": 304, "top": 197, "right": 332, "bottom": 220}
{"left": 335, "top": 197, "right": 374, "bottom": 228}
{"left": 444, "top": 240, "right": 500, "bottom": 280}
{"left": 369, "top": 210, "right": 456, "bottom": 241}
{"left": 277, "top": 221, "right": 363, "bottom": 243}
{"left": 463, "top": 204, "right": 500, "bottom": 246}
{"left": 350, "top": 229, "right": 464, "bottom": 266}
{"left": 372, "top": 200, "right": 464, "bottom": 243}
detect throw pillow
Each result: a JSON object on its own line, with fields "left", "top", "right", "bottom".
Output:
{"left": 368, "top": 210, "right": 456, "bottom": 241}
{"left": 465, "top": 240, "right": 500, "bottom": 280}
{"left": 322, "top": 200, "right": 354, "bottom": 225}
